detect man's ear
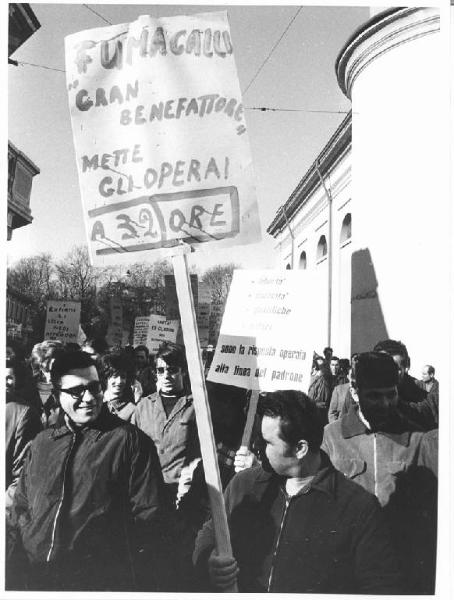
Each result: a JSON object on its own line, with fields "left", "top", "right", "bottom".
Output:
{"left": 295, "top": 439, "right": 309, "bottom": 460}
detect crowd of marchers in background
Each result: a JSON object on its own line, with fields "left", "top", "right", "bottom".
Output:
{"left": 5, "top": 335, "right": 438, "bottom": 593}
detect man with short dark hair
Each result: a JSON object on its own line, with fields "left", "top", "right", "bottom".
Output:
{"left": 323, "top": 351, "right": 437, "bottom": 594}
{"left": 373, "top": 339, "right": 437, "bottom": 428}
{"left": 7, "top": 350, "right": 168, "bottom": 591}
{"left": 132, "top": 342, "right": 200, "bottom": 502}
{"left": 194, "top": 389, "right": 402, "bottom": 593}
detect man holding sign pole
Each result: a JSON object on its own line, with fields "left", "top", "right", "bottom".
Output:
{"left": 194, "top": 390, "right": 402, "bottom": 593}
{"left": 65, "top": 10, "right": 262, "bottom": 591}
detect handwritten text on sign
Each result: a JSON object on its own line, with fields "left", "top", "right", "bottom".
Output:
{"left": 65, "top": 12, "right": 260, "bottom": 266}
{"left": 207, "top": 270, "right": 316, "bottom": 392}
{"left": 44, "top": 301, "right": 81, "bottom": 343}
{"left": 147, "top": 315, "right": 180, "bottom": 353}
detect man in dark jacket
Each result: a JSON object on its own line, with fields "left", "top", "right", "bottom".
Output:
{"left": 323, "top": 352, "right": 437, "bottom": 594}
{"left": 7, "top": 350, "right": 169, "bottom": 592}
{"left": 193, "top": 390, "right": 402, "bottom": 593}
{"left": 373, "top": 339, "right": 437, "bottom": 429}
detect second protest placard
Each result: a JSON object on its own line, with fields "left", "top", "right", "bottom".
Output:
{"left": 207, "top": 270, "right": 316, "bottom": 392}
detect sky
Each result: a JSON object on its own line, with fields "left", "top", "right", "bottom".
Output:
{"left": 7, "top": 3, "right": 369, "bottom": 273}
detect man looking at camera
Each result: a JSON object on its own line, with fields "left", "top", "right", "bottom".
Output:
{"left": 7, "top": 350, "right": 168, "bottom": 592}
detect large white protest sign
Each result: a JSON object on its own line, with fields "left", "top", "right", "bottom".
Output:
{"left": 65, "top": 11, "right": 260, "bottom": 267}
{"left": 207, "top": 270, "right": 316, "bottom": 392}
{"left": 44, "top": 301, "right": 81, "bottom": 343}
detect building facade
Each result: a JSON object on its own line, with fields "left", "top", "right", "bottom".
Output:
{"left": 7, "top": 4, "right": 41, "bottom": 348}
{"left": 268, "top": 7, "right": 446, "bottom": 376}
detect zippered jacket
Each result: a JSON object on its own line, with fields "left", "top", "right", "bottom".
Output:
{"left": 322, "top": 408, "right": 437, "bottom": 593}
{"left": 193, "top": 454, "right": 402, "bottom": 593}
{"left": 7, "top": 406, "right": 168, "bottom": 591}
{"left": 132, "top": 392, "right": 200, "bottom": 486}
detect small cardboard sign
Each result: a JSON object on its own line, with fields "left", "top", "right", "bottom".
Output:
{"left": 44, "top": 300, "right": 81, "bottom": 343}
{"left": 133, "top": 316, "right": 151, "bottom": 347}
{"left": 147, "top": 314, "right": 180, "bottom": 353}
{"left": 106, "top": 296, "right": 123, "bottom": 346}
{"left": 207, "top": 270, "right": 316, "bottom": 392}
{"left": 65, "top": 11, "right": 261, "bottom": 267}
{"left": 133, "top": 314, "right": 180, "bottom": 353}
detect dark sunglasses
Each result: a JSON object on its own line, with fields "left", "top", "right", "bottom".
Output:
{"left": 156, "top": 365, "right": 180, "bottom": 375}
{"left": 58, "top": 381, "right": 103, "bottom": 400}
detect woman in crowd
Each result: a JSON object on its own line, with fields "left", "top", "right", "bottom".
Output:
{"left": 100, "top": 350, "right": 137, "bottom": 421}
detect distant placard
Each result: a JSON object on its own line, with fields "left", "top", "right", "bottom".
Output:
{"left": 207, "top": 270, "right": 316, "bottom": 392}
{"left": 147, "top": 314, "right": 180, "bottom": 353}
{"left": 106, "top": 296, "right": 123, "bottom": 346}
{"left": 65, "top": 11, "right": 261, "bottom": 267}
{"left": 44, "top": 301, "right": 81, "bottom": 343}
{"left": 133, "top": 316, "right": 150, "bottom": 347}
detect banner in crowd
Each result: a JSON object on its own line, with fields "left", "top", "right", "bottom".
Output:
{"left": 164, "top": 274, "right": 199, "bottom": 320}
{"left": 106, "top": 296, "right": 123, "bottom": 346}
{"left": 147, "top": 314, "right": 180, "bottom": 353}
{"left": 65, "top": 11, "right": 261, "bottom": 267}
{"left": 207, "top": 270, "right": 316, "bottom": 392}
{"left": 133, "top": 314, "right": 180, "bottom": 352}
{"left": 196, "top": 282, "right": 211, "bottom": 347}
{"left": 133, "top": 316, "right": 151, "bottom": 347}
{"left": 44, "top": 300, "right": 81, "bottom": 343}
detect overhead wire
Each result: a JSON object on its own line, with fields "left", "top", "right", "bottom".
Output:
{"left": 82, "top": 4, "right": 112, "bottom": 25}
{"left": 11, "top": 61, "right": 349, "bottom": 115}
{"left": 242, "top": 6, "right": 303, "bottom": 96}
{"left": 15, "top": 61, "right": 65, "bottom": 73}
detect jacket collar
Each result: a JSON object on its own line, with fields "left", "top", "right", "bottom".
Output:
{"left": 341, "top": 406, "right": 367, "bottom": 438}
{"left": 51, "top": 405, "right": 120, "bottom": 441}
{"left": 341, "top": 406, "right": 412, "bottom": 446}
{"left": 254, "top": 451, "right": 338, "bottom": 500}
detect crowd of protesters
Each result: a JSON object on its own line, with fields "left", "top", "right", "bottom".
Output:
{"left": 5, "top": 334, "right": 438, "bottom": 593}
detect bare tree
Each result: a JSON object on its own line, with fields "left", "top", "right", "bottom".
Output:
{"left": 7, "top": 253, "right": 57, "bottom": 307}
{"left": 201, "top": 263, "right": 238, "bottom": 304}
{"left": 55, "top": 245, "right": 98, "bottom": 326}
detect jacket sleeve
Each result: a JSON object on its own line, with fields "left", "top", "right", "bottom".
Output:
{"left": 127, "top": 427, "right": 176, "bottom": 590}
{"left": 352, "top": 494, "right": 403, "bottom": 593}
{"left": 192, "top": 469, "right": 240, "bottom": 583}
{"left": 6, "top": 444, "right": 34, "bottom": 589}
{"left": 6, "top": 407, "right": 42, "bottom": 519}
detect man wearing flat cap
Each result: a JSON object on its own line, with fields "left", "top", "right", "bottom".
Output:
{"left": 322, "top": 352, "right": 437, "bottom": 594}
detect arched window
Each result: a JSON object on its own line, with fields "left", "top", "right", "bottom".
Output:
{"left": 340, "top": 213, "right": 352, "bottom": 244}
{"left": 299, "top": 251, "right": 307, "bottom": 270}
{"left": 316, "top": 235, "right": 327, "bottom": 261}
{"left": 285, "top": 263, "right": 291, "bottom": 270}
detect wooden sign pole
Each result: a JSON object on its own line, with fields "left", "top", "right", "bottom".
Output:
{"left": 171, "top": 245, "right": 237, "bottom": 593}
{"left": 238, "top": 389, "right": 260, "bottom": 454}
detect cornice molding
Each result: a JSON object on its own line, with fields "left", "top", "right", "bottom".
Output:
{"left": 336, "top": 7, "right": 440, "bottom": 99}
{"left": 267, "top": 112, "right": 351, "bottom": 237}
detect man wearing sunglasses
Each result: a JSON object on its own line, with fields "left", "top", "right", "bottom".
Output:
{"left": 132, "top": 342, "right": 200, "bottom": 503}
{"left": 6, "top": 350, "right": 169, "bottom": 592}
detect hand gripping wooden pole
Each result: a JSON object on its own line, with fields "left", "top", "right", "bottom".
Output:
{"left": 238, "top": 389, "right": 260, "bottom": 454}
{"left": 171, "top": 245, "right": 238, "bottom": 593}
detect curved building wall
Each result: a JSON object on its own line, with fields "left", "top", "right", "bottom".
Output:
{"left": 337, "top": 7, "right": 447, "bottom": 376}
